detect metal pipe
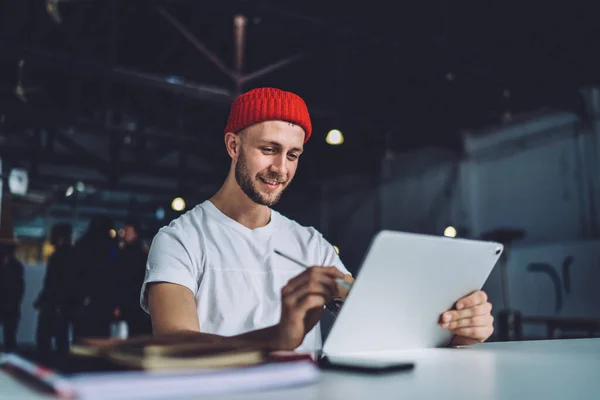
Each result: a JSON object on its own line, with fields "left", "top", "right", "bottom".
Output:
{"left": 241, "top": 53, "right": 304, "bottom": 84}
{"left": 234, "top": 15, "right": 247, "bottom": 94}
{"left": 155, "top": 5, "right": 237, "bottom": 81}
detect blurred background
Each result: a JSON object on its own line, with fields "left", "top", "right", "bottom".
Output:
{"left": 1, "top": 0, "right": 600, "bottom": 350}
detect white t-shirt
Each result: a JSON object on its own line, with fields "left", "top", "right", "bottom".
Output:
{"left": 140, "top": 200, "right": 350, "bottom": 352}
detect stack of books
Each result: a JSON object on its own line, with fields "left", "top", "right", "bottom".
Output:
{"left": 1, "top": 333, "right": 319, "bottom": 399}
{"left": 70, "top": 333, "right": 268, "bottom": 370}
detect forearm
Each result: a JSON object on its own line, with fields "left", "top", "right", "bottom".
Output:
{"left": 148, "top": 283, "right": 285, "bottom": 351}
{"left": 155, "top": 325, "right": 282, "bottom": 351}
{"left": 231, "top": 324, "right": 281, "bottom": 350}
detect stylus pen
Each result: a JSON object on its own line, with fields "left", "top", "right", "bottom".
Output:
{"left": 273, "top": 249, "right": 352, "bottom": 290}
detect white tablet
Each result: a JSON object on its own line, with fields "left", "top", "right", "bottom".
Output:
{"left": 322, "top": 230, "right": 503, "bottom": 357}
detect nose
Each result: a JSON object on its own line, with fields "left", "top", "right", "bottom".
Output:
{"left": 270, "top": 153, "right": 288, "bottom": 176}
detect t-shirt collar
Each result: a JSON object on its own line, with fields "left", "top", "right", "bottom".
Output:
{"left": 203, "top": 200, "right": 277, "bottom": 237}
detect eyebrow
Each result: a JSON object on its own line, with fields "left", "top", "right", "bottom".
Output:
{"left": 261, "top": 141, "right": 303, "bottom": 153}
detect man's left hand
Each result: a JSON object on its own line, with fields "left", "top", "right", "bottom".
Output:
{"left": 439, "top": 290, "right": 494, "bottom": 346}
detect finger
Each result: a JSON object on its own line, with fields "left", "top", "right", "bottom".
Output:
{"left": 282, "top": 267, "right": 341, "bottom": 297}
{"left": 304, "top": 266, "right": 345, "bottom": 280}
{"left": 290, "top": 283, "right": 336, "bottom": 305}
{"left": 441, "top": 314, "right": 494, "bottom": 330}
{"left": 282, "top": 271, "right": 319, "bottom": 297}
{"left": 284, "top": 272, "right": 338, "bottom": 298}
{"left": 283, "top": 267, "right": 344, "bottom": 291}
{"left": 440, "top": 302, "right": 492, "bottom": 323}
{"left": 281, "top": 274, "right": 310, "bottom": 297}
{"left": 451, "top": 336, "right": 482, "bottom": 347}
{"left": 455, "top": 290, "right": 488, "bottom": 310}
{"left": 282, "top": 280, "right": 337, "bottom": 310}
{"left": 450, "top": 326, "right": 494, "bottom": 341}
{"left": 296, "top": 294, "right": 327, "bottom": 314}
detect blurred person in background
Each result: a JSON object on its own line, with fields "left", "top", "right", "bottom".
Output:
{"left": 0, "top": 242, "right": 24, "bottom": 352}
{"left": 115, "top": 218, "right": 151, "bottom": 337}
{"left": 0, "top": 192, "right": 24, "bottom": 352}
{"left": 72, "top": 215, "right": 119, "bottom": 340}
{"left": 34, "top": 223, "right": 77, "bottom": 355}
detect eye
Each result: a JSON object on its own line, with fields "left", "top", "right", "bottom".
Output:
{"left": 262, "top": 147, "right": 274, "bottom": 154}
{"left": 287, "top": 153, "right": 299, "bottom": 161}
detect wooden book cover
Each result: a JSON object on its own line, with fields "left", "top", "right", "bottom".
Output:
{"left": 70, "top": 333, "right": 267, "bottom": 370}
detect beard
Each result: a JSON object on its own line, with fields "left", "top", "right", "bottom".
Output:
{"left": 235, "top": 148, "right": 288, "bottom": 207}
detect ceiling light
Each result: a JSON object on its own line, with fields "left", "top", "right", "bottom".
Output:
{"left": 444, "top": 226, "right": 457, "bottom": 238}
{"left": 171, "top": 197, "right": 186, "bottom": 212}
{"left": 46, "top": 0, "right": 62, "bottom": 23}
{"left": 326, "top": 129, "right": 344, "bottom": 145}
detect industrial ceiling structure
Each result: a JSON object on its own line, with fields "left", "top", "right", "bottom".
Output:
{"left": 1, "top": 0, "right": 599, "bottom": 238}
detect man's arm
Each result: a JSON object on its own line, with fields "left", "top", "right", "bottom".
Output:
{"left": 147, "top": 283, "right": 201, "bottom": 335}
{"left": 148, "top": 266, "right": 345, "bottom": 351}
{"left": 148, "top": 282, "right": 280, "bottom": 349}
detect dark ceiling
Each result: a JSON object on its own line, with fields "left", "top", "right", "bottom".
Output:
{"left": 1, "top": 0, "right": 599, "bottom": 233}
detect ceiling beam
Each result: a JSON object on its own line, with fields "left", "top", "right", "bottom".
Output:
{"left": 0, "top": 144, "right": 221, "bottom": 184}
{"left": 0, "top": 43, "right": 371, "bottom": 122}
{"left": 33, "top": 173, "right": 217, "bottom": 198}
{"left": 0, "top": 42, "right": 234, "bottom": 104}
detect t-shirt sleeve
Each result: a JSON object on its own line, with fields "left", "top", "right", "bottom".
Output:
{"left": 318, "top": 234, "right": 352, "bottom": 276}
{"left": 140, "top": 228, "right": 200, "bottom": 313}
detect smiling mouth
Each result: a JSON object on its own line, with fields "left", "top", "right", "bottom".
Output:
{"left": 259, "top": 177, "right": 285, "bottom": 187}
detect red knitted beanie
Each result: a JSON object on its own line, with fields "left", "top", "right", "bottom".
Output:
{"left": 224, "top": 87, "right": 312, "bottom": 142}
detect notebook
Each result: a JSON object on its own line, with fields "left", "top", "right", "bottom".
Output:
{"left": 70, "top": 333, "right": 266, "bottom": 370}
{"left": 1, "top": 351, "right": 319, "bottom": 400}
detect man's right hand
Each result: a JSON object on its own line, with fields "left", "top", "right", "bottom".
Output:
{"left": 274, "top": 266, "right": 345, "bottom": 350}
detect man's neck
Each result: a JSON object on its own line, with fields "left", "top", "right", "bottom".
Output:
{"left": 209, "top": 175, "right": 271, "bottom": 230}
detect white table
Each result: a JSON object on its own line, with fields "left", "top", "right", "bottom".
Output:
{"left": 2, "top": 338, "right": 599, "bottom": 400}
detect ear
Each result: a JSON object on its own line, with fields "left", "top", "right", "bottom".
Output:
{"left": 224, "top": 132, "right": 240, "bottom": 160}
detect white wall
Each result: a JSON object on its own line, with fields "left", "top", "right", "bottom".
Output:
{"left": 505, "top": 240, "right": 600, "bottom": 317}
{"left": 380, "top": 148, "right": 463, "bottom": 236}
{"left": 321, "top": 108, "right": 600, "bottom": 335}
{"left": 497, "top": 240, "right": 600, "bottom": 337}
{"left": 376, "top": 110, "right": 600, "bottom": 245}
{"left": 463, "top": 111, "right": 594, "bottom": 242}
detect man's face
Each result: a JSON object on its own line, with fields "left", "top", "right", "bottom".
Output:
{"left": 122, "top": 225, "right": 137, "bottom": 244}
{"left": 234, "top": 120, "right": 304, "bottom": 207}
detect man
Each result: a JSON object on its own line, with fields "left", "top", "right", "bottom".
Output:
{"left": 0, "top": 242, "right": 24, "bottom": 352}
{"left": 115, "top": 219, "right": 151, "bottom": 337}
{"left": 142, "top": 87, "right": 494, "bottom": 352}
{"left": 73, "top": 215, "right": 119, "bottom": 340}
{"left": 34, "top": 223, "right": 77, "bottom": 354}
{"left": 0, "top": 192, "right": 25, "bottom": 352}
